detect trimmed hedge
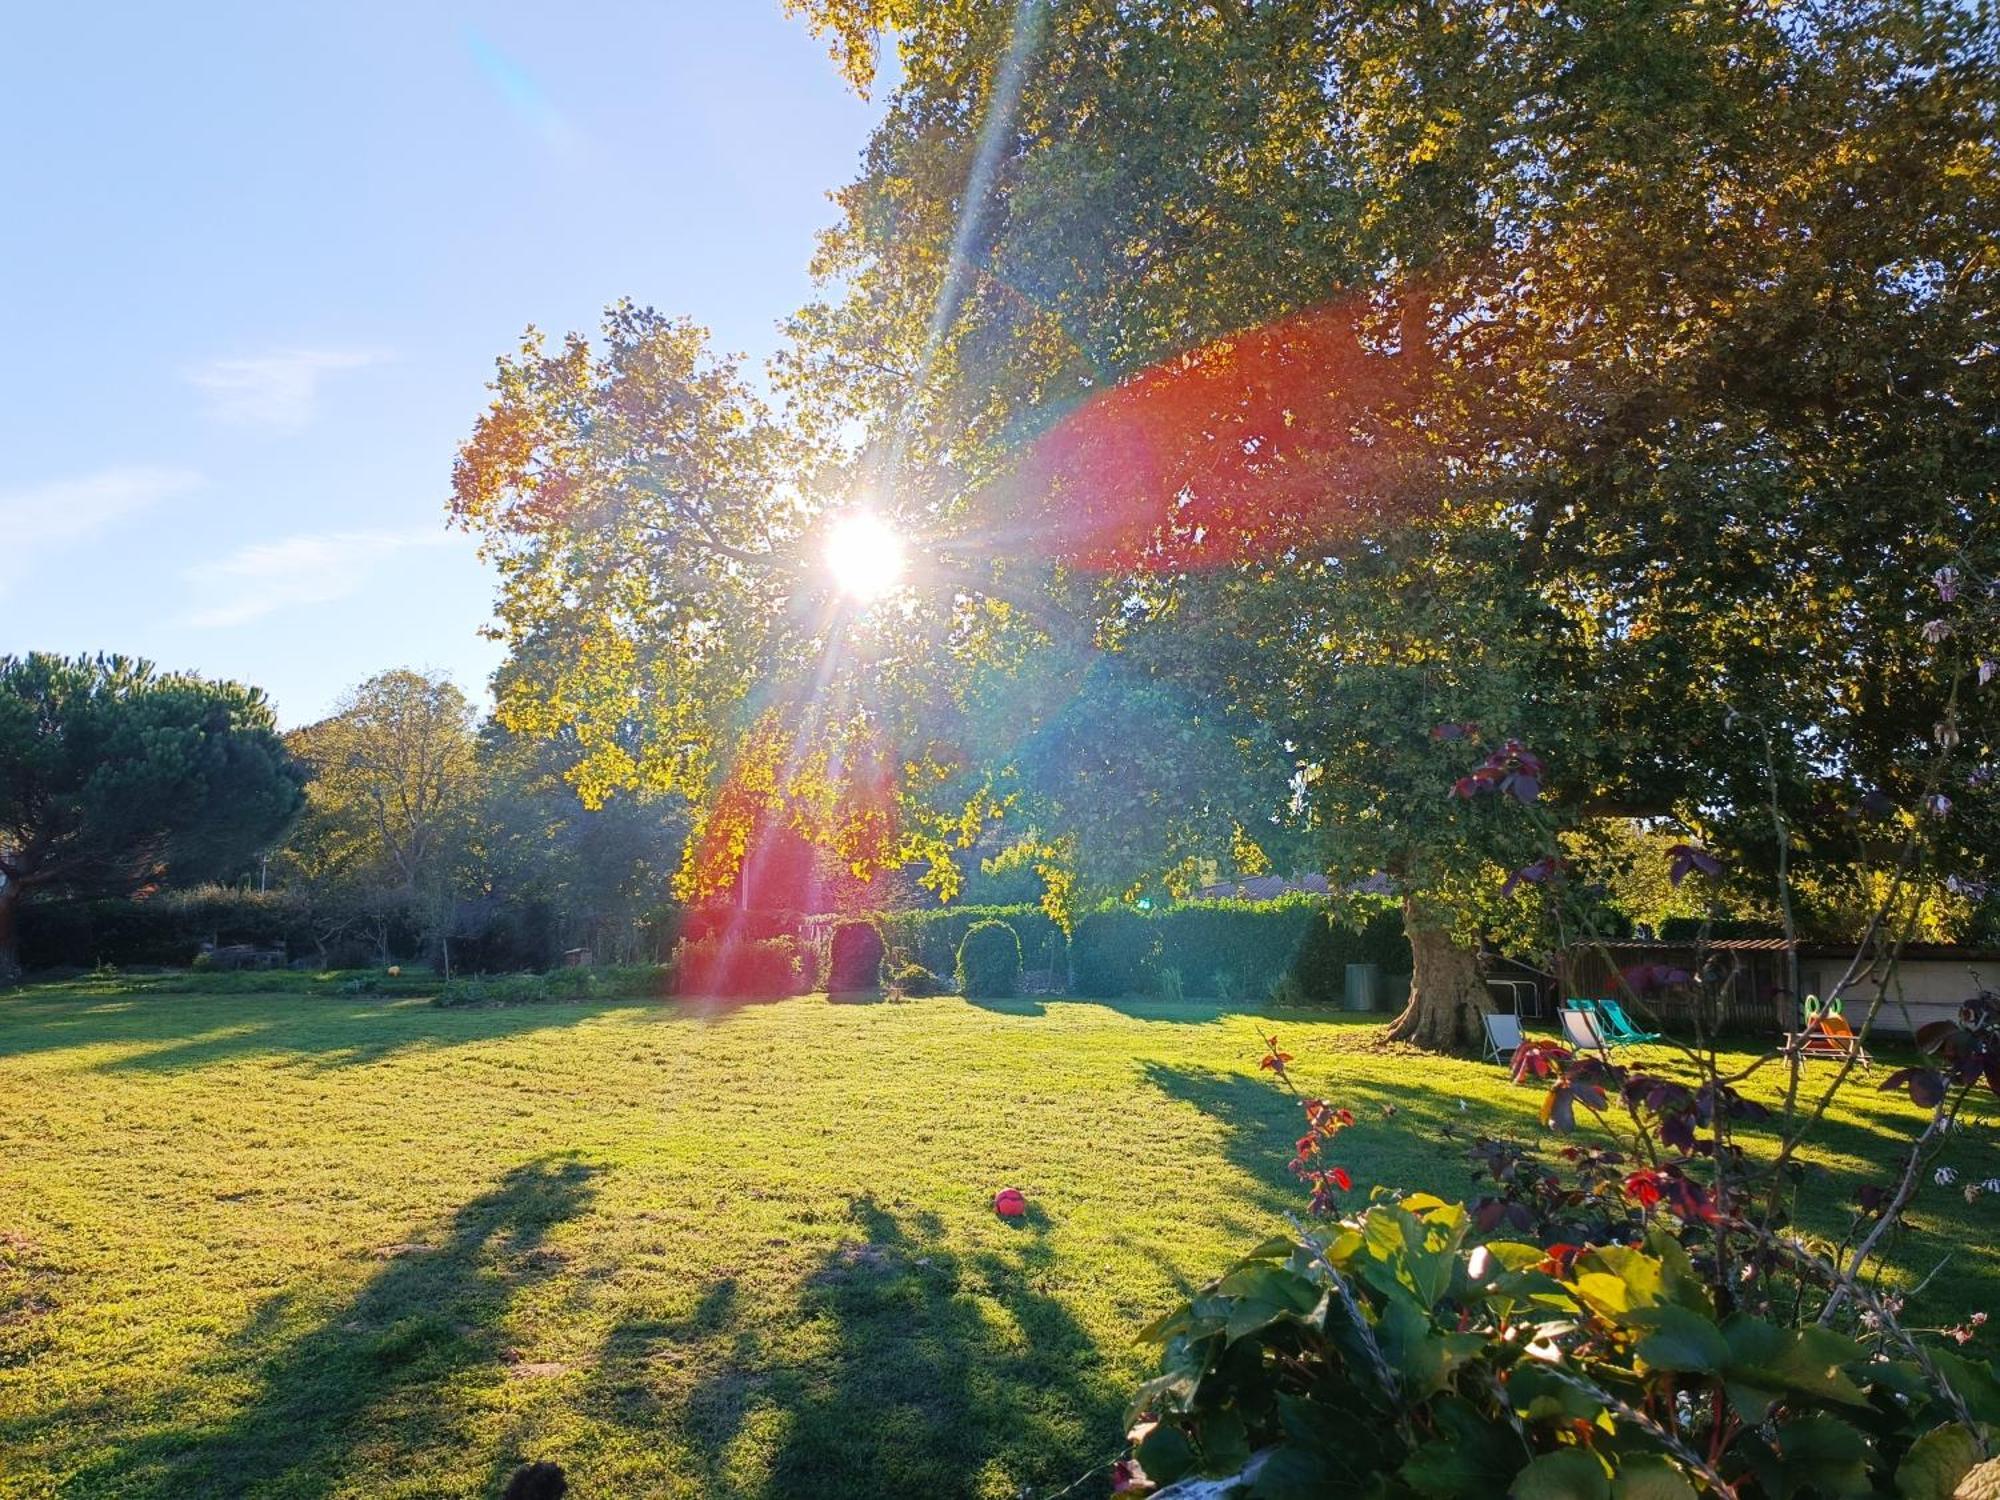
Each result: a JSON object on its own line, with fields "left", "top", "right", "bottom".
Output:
{"left": 1069, "top": 907, "right": 1158, "bottom": 996}
{"left": 826, "top": 919, "right": 887, "bottom": 993}
{"left": 18, "top": 887, "right": 317, "bottom": 970}
{"left": 889, "top": 960, "right": 944, "bottom": 997}
{"left": 1065, "top": 897, "right": 1411, "bottom": 999}
{"left": 956, "top": 921, "right": 1022, "bottom": 998}
{"left": 434, "top": 964, "right": 675, "bottom": 1008}
{"left": 1283, "top": 905, "right": 1410, "bottom": 1005}
{"left": 672, "top": 936, "right": 808, "bottom": 997}
{"left": 876, "top": 904, "right": 1066, "bottom": 976}
{"left": 675, "top": 908, "right": 804, "bottom": 944}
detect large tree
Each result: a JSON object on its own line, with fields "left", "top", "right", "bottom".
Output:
{"left": 458, "top": 0, "right": 1998, "bottom": 1045}
{"left": 773, "top": 0, "right": 2000, "bottom": 1045}
{"left": 0, "top": 653, "right": 305, "bottom": 976}
{"left": 284, "top": 670, "right": 481, "bottom": 968}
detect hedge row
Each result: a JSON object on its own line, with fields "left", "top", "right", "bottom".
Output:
{"left": 18, "top": 888, "right": 321, "bottom": 969}
{"left": 875, "top": 905, "right": 1068, "bottom": 977}
{"left": 1069, "top": 897, "right": 1410, "bottom": 999}
{"left": 435, "top": 940, "right": 812, "bottom": 1008}
{"left": 873, "top": 896, "right": 1411, "bottom": 1001}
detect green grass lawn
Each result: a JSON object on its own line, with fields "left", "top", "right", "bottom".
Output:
{"left": 1, "top": 983, "right": 1994, "bottom": 1499}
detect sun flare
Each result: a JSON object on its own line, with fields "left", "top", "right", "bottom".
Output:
{"left": 824, "top": 510, "right": 907, "bottom": 601}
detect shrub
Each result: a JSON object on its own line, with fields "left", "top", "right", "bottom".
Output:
{"left": 673, "top": 936, "right": 806, "bottom": 997}
{"left": 675, "top": 908, "right": 803, "bottom": 944}
{"left": 875, "top": 904, "right": 1066, "bottom": 975}
{"left": 433, "top": 963, "right": 675, "bottom": 1008}
{"left": 1152, "top": 896, "right": 1323, "bottom": 997}
{"left": 1282, "top": 902, "right": 1411, "bottom": 1004}
{"left": 888, "top": 960, "right": 943, "bottom": 997}
{"left": 956, "top": 920, "right": 1021, "bottom": 998}
{"left": 1112, "top": 1016, "right": 2000, "bottom": 1496}
{"left": 1068, "top": 907, "right": 1157, "bottom": 995}
{"left": 1118, "top": 1197, "right": 1999, "bottom": 1497}
{"left": 825, "top": 919, "right": 887, "bottom": 993}
{"left": 18, "top": 886, "right": 316, "bottom": 969}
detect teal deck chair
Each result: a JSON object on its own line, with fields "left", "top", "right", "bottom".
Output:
{"left": 1597, "top": 997, "right": 1662, "bottom": 1046}
{"left": 1564, "top": 997, "right": 1658, "bottom": 1049}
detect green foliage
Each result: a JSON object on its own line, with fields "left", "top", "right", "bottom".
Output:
{"left": 1124, "top": 1199, "right": 1991, "bottom": 1498}
{"left": 677, "top": 908, "right": 806, "bottom": 944}
{"left": 875, "top": 905, "right": 1065, "bottom": 976}
{"left": 1154, "top": 897, "right": 1325, "bottom": 999}
{"left": 825, "top": 919, "right": 887, "bottom": 993}
{"left": 1284, "top": 905, "right": 1412, "bottom": 1006}
{"left": 18, "top": 886, "right": 313, "bottom": 970}
{"left": 1070, "top": 908, "right": 1158, "bottom": 997}
{"left": 775, "top": 0, "right": 2000, "bottom": 1053}
{"left": 955, "top": 920, "right": 1021, "bottom": 998}
{"left": 0, "top": 653, "right": 305, "bottom": 970}
{"left": 433, "top": 964, "right": 675, "bottom": 1008}
{"left": 887, "top": 960, "right": 944, "bottom": 997}
{"left": 672, "top": 936, "right": 808, "bottom": 998}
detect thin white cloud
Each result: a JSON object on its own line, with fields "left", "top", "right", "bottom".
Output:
{"left": 0, "top": 466, "right": 202, "bottom": 593}
{"left": 185, "top": 348, "right": 387, "bottom": 429}
{"left": 183, "top": 528, "right": 456, "bottom": 629}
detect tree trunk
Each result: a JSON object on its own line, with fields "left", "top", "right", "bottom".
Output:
{"left": 1384, "top": 898, "right": 1491, "bottom": 1051}
{"left": 0, "top": 879, "right": 21, "bottom": 982}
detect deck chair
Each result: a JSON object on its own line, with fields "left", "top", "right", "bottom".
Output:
{"left": 1597, "top": 997, "right": 1662, "bottom": 1046}
{"left": 1482, "top": 1011, "right": 1524, "bottom": 1068}
{"left": 1560, "top": 1004, "right": 1610, "bottom": 1060}
{"left": 1795, "top": 995, "right": 1873, "bottom": 1068}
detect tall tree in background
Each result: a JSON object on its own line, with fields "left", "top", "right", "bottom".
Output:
{"left": 286, "top": 670, "right": 480, "bottom": 969}
{"left": 0, "top": 653, "right": 305, "bottom": 977}
{"left": 450, "top": 303, "right": 1288, "bottom": 911}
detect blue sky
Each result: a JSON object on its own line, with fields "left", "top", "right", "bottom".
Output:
{"left": 1, "top": 3, "right": 880, "bottom": 725}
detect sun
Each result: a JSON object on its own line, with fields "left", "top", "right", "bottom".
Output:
{"left": 824, "top": 510, "right": 907, "bottom": 602}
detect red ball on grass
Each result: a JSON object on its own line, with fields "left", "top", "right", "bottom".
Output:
{"left": 993, "top": 1188, "right": 1027, "bottom": 1219}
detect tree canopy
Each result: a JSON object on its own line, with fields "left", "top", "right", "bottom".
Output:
{"left": 456, "top": 0, "right": 2000, "bottom": 1046}
{"left": 0, "top": 653, "right": 305, "bottom": 974}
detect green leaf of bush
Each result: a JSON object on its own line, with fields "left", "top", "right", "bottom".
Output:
{"left": 1510, "top": 1448, "right": 1612, "bottom": 1500}
{"left": 1631, "top": 1303, "right": 1730, "bottom": 1374}
{"left": 1895, "top": 1423, "right": 1980, "bottom": 1500}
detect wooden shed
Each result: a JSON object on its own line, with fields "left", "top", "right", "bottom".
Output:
{"left": 1560, "top": 938, "right": 2000, "bottom": 1039}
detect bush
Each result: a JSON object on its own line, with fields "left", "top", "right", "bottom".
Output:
{"left": 825, "top": 919, "right": 887, "bottom": 993}
{"left": 673, "top": 936, "right": 807, "bottom": 997}
{"left": 875, "top": 904, "right": 1066, "bottom": 975}
{"left": 1115, "top": 1030, "right": 2000, "bottom": 1497}
{"left": 956, "top": 921, "right": 1021, "bottom": 998}
{"left": 1283, "top": 903, "right": 1411, "bottom": 1004}
{"left": 870, "top": 897, "right": 1407, "bottom": 1001}
{"left": 674, "top": 908, "right": 804, "bottom": 944}
{"left": 888, "top": 961, "right": 944, "bottom": 997}
{"left": 1152, "top": 896, "right": 1323, "bottom": 997}
{"left": 1069, "top": 907, "right": 1157, "bottom": 995}
{"left": 1120, "top": 1199, "right": 1996, "bottom": 1497}
{"left": 433, "top": 963, "right": 676, "bottom": 1008}
{"left": 18, "top": 886, "right": 316, "bottom": 969}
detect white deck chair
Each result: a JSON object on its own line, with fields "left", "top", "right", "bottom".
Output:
{"left": 1560, "top": 1005, "right": 1610, "bottom": 1060}
{"left": 1482, "top": 1011, "right": 1524, "bottom": 1068}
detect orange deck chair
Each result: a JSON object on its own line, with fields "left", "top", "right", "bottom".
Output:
{"left": 1795, "top": 995, "right": 1872, "bottom": 1068}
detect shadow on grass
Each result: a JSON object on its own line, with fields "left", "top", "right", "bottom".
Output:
{"left": 0, "top": 988, "right": 652, "bottom": 1073}
{"left": 57, "top": 1156, "right": 599, "bottom": 1498}
{"left": 586, "top": 1195, "right": 1125, "bottom": 1499}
